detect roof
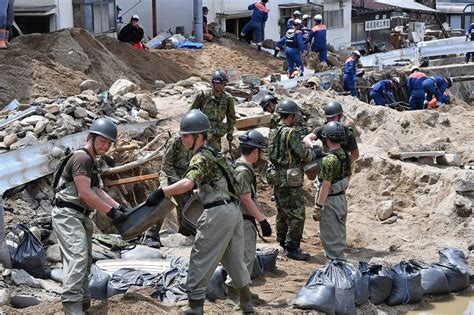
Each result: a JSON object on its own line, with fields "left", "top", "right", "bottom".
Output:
{"left": 14, "top": 5, "right": 56, "bottom": 16}
{"left": 374, "top": 0, "right": 438, "bottom": 12}
{"left": 436, "top": 2, "right": 474, "bottom": 14}
{"left": 353, "top": 0, "right": 398, "bottom": 11}
{"left": 278, "top": 3, "right": 304, "bottom": 9}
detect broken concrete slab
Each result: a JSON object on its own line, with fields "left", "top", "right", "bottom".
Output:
{"left": 454, "top": 173, "right": 474, "bottom": 193}
{"left": 436, "top": 154, "right": 461, "bottom": 167}
{"left": 21, "top": 115, "right": 45, "bottom": 126}
{"left": 80, "top": 79, "right": 105, "bottom": 93}
{"left": 109, "top": 79, "right": 138, "bottom": 97}
{"left": 377, "top": 200, "right": 394, "bottom": 221}
{"left": 137, "top": 94, "right": 157, "bottom": 118}
{"left": 11, "top": 269, "right": 42, "bottom": 288}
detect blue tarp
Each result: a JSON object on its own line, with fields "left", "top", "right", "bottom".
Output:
{"left": 177, "top": 41, "right": 203, "bottom": 49}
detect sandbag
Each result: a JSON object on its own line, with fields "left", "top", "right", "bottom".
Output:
{"left": 386, "top": 261, "right": 423, "bottom": 306}
{"left": 368, "top": 264, "right": 392, "bottom": 305}
{"left": 438, "top": 247, "right": 473, "bottom": 278}
{"left": 408, "top": 260, "right": 450, "bottom": 295}
{"left": 432, "top": 262, "right": 470, "bottom": 293}
{"left": 344, "top": 262, "right": 370, "bottom": 306}
{"left": 89, "top": 265, "right": 110, "bottom": 300}
{"left": 256, "top": 248, "right": 279, "bottom": 273}
{"left": 120, "top": 245, "right": 163, "bottom": 260}
{"left": 10, "top": 224, "right": 47, "bottom": 279}
{"left": 293, "top": 269, "right": 336, "bottom": 313}
{"left": 107, "top": 268, "right": 148, "bottom": 297}
{"left": 206, "top": 266, "right": 226, "bottom": 302}
{"left": 324, "top": 261, "right": 356, "bottom": 315}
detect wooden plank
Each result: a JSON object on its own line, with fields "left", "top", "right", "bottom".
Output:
{"left": 399, "top": 151, "right": 445, "bottom": 159}
{"left": 235, "top": 114, "right": 272, "bottom": 130}
{"left": 104, "top": 173, "right": 160, "bottom": 187}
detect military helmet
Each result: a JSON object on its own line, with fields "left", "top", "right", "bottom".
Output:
{"left": 90, "top": 118, "right": 118, "bottom": 142}
{"left": 322, "top": 121, "right": 345, "bottom": 142}
{"left": 239, "top": 129, "right": 267, "bottom": 149}
{"left": 180, "top": 109, "right": 211, "bottom": 134}
{"left": 260, "top": 94, "right": 278, "bottom": 109}
{"left": 277, "top": 99, "right": 299, "bottom": 114}
{"left": 446, "top": 77, "right": 453, "bottom": 88}
{"left": 211, "top": 69, "right": 228, "bottom": 83}
{"left": 314, "top": 14, "right": 323, "bottom": 21}
{"left": 324, "top": 101, "right": 343, "bottom": 118}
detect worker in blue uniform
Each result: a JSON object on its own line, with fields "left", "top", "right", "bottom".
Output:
{"left": 240, "top": 0, "right": 269, "bottom": 51}
{"left": 276, "top": 19, "right": 306, "bottom": 78}
{"left": 422, "top": 76, "right": 452, "bottom": 107}
{"left": 407, "top": 66, "right": 427, "bottom": 110}
{"left": 301, "top": 14, "right": 311, "bottom": 42}
{"left": 304, "top": 14, "right": 327, "bottom": 62}
{"left": 286, "top": 10, "right": 302, "bottom": 30}
{"left": 343, "top": 51, "right": 361, "bottom": 97}
{"left": 465, "top": 22, "right": 474, "bottom": 63}
{"left": 369, "top": 78, "right": 399, "bottom": 106}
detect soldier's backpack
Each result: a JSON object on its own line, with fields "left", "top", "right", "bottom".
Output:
{"left": 51, "top": 147, "right": 89, "bottom": 193}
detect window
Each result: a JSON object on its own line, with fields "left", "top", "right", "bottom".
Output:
{"left": 324, "top": 9, "right": 343, "bottom": 29}
{"left": 450, "top": 15, "right": 461, "bottom": 30}
{"left": 351, "top": 22, "right": 365, "bottom": 43}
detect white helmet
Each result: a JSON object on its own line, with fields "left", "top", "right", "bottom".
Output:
{"left": 314, "top": 14, "right": 323, "bottom": 21}
{"left": 293, "top": 19, "right": 303, "bottom": 26}
{"left": 411, "top": 66, "right": 420, "bottom": 73}
{"left": 302, "top": 14, "right": 311, "bottom": 20}
{"left": 392, "top": 77, "right": 400, "bottom": 85}
{"left": 293, "top": 10, "right": 302, "bottom": 16}
{"left": 352, "top": 50, "right": 361, "bottom": 58}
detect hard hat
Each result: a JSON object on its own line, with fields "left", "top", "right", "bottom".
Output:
{"left": 293, "top": 19, "right": 303, "bottom": 26}
{"left": 302, "top": 14, "right": 311, "bottom": 20}
{"left": 90, "top": 118, "right": 118, "bottom": 142}
{"left": 180, "top": 110, "right": 211, "bottom": 134}
{"left": 260, "top": 94, "right": 278, "bottom": 109}
{"left": 322, "top": 121, "right": 346, "bottom": 142}
{"left": 293, "top": 10, "right": 302, "bottom": 16}
{"left": 392, "top": 77, "right": 400, "bottom": 85}
{"left": 314, "top": 14, "right": 323, "bottom": 21}
{"left": 211, "top": 69, "right": 228, "bottom": 83}
{"left": 131, "top": 15, "right": 140, "bottom": 21}
{"left": 411, "top": 66, "right": 420, "bottom": 73}
{"left": 352, "top": 50, "right": 361, "bottom": 58}
{"left": 239, "top": 129, "right": 267, "bottom": 149}
{"left": 324, "top": 101, "right": 344, "bottom": 118}
{"left": 277, "top": 99, "right": 299, "bottom": 114}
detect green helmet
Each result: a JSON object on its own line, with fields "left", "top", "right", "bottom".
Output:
{"left": 324, "top": 101, "right": 343, "bottom": 118}
{"left": 89, "top": 118, "right": 118, "bottom": 142}
{"left": 239, "top": 129, "right": 267, "bottom": 149}
{"left": 260, "top": 94, "right": 278, "bottom": 109}
{"left": 277, "top": 99, "right": 299, "bottom": 114}
{"left": 180, "top": 110, "right": 211, "bottom": 134}
{"left": 322, "top": 121, "right": 345, "bottom": 142}
{"left": 211, "top": 70, "right": 228, "bottom": 83}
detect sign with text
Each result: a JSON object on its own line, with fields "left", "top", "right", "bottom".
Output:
{"left": 365, "top": 19, "right": 391, "bottom": 31}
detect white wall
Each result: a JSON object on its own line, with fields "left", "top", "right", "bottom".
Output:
{"left": 324, "top": 0, "right": 352, "bottom": 50}
{"left": 14, "top": 0, "right": 74, "bottom": 31}
{"left": 117, "top": 0, "right": 193, "bottom": 38}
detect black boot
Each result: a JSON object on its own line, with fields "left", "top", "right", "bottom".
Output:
{"left": 82, "top": 300, "right": 91, "bottom": 313}
{"left": 239, "top": 285, "right": 254, "bottom": 314}
{"left": 182, "top": 299, "right": 204, "bottom": 314}
{"left": 257, "top": 45, "right": 262, "bottom": 52}
{"left": 285, "top": 248, "right": 311, "bottom": 261}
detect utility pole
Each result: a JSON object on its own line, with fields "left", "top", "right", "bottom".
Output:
{"left": 152, "top": 0, "right": 157, "bottom": 37}
{"left": 193, "top": 0, "right": 203, "bottom": 42}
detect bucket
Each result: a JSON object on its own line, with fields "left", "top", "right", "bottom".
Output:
{"left": 181, "top": 194, "right": 204, "bottom": 235}
{"left": 114, "top": 198, "right": 175, "bottom": 240}
{"left": 304, "top": 158, "right": 322, "bottom": 181}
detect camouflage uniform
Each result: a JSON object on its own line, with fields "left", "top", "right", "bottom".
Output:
{"left": 268, "top": 125, "right": 312, "bottom": 251}
{"left": 270, "top": 107, "right": 311, "bottom": 139}
{"left": 190, "top": 89, "right": 236, "bottom": 150}
{"left": 184, "top": 145, "right": 250, "bottom": 300}
{"left": 318, "top": 147, "right": 352, "bottom": 260}
{"left": 157, "top": 133, "right": 193, "bottom": 233}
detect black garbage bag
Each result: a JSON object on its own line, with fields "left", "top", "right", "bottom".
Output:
{"left": 368, "top": 264, "right": 392, "bottom": 305}
{"left": 343, "top": 262, "right": 370, "bottom": 306}
{"left": 10, "top": 224, "right": 47, "bottom": 278}
{"left": 324, "top": 261, "right": 356, "bottom": 315}
{"left": 89, "top": 265, "right": 110, "bottom": 300}
{"left": 293, "top": 269, "right": 335, "bottom": 313}
{"left": 152, "top": 257, "right": 189, "bottom": 303}
{"left": 386, "top": 261, "right": 423, "bottom": 306}
{"left": 107, "top": 268, "right": 149, "bottom": 297}
{"left": 432, "top": 262, "right": 470, "bottom": 293}
{"left": 438, "top": 248, "right": 473, "bottom": 278}
{"left": 206, "top": 266, "right": 226, "bottom": 302}
{"left": 256, "top": 248, "right": 279, "bottom": 273}
{"left": 408, "top": 259, "right": 450, "bottom": 295}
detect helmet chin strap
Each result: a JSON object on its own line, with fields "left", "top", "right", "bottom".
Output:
{"left": 191, "top": 134, "right": 199, "bottom": 152}
{"left": 91, "top": 134, "right": 98, "bottom": 156}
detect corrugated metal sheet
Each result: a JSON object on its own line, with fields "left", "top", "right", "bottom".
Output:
{"left": 374, "top": 0, "right": 438, "bottom": 12}
{"left": 436, "top": 2, "right": 473, "bottom": 14}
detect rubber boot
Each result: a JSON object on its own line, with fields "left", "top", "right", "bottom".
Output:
{"left": 82, "top": 300, "right": 91, "bottom": 313}
{"left": 466, "top": 54, "right": 470, "bottom": 64}
{"left": 182, "top": 299, "right": 204, "bottom": 315}
{"left": 257, "top": 45, "right": 262, "bottom": 52}
{"left": 0, "top": 29, "right": 7, "bottom": 49}
{"left": 63, "top": 302, "right": 85, "bottom": 315}
{"left": 239, "top": 285, "right": 254, "bottom": 314}
{"left": 226, "top": 285, "right": 240, "bottom": 306}
{"left": 285, "top": 248, "right": 311, "bottom": 261}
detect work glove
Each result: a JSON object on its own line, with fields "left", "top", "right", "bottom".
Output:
{"left": 107, "top": 206, "right": 127, "bottom": 223}
{"left": 259, "top": 219, "right": 272, "bottom": 237}
{"left": 146, "top": 188, "right": 165, "bottom": 207}
{"left": 226, "top": 133, "right": 233, "bottom": 142}
{"left": 312, "top": 203, "right": 323, "bottom": 222}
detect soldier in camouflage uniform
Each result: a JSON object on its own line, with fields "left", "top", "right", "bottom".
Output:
{"left": 146, "top": 110, "right": 253, "bottom": 314}
{"left": 313, "top": 121, "right": 352, "bottom": 261}
{"left": 190, "top": 70, "right": 236, "bottom": 150}
{"left": 260, "top": 94, "right": 310, "bottom": 139}
{"left": 155, "top": 132, "right": 193, "bottom": 235}
{"left": 267, "top": 100, "right": 313, "bottom": 261}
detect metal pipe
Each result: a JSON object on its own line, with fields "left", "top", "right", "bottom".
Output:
{"left": 0, "top": 198, "right": 12, "bottom": 268}
{"left": 193, "top": 0, "right": 203, "bottom": 42}
{"left": 152, "top": 0, "right": 157, "bottom": 37}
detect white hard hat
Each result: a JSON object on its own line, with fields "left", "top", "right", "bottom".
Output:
{"left": 411, "top": 66, "right": 420, "bottom": 72}
{"left": 314, "top": 14, "right": 323, "bottom": 21}
{"left": 132, "top": 15, "right": 140, "bottom": 20}
{"left": 392, "top": 77, "right": 400, "bottom": 85}
{"left": 293, "top": 19, "right": 303, "bottom": 26}
{"left": 352, "top": 50, "right": 361, "bottom": 57}
{"left": 293, "top": 10, "right": 302, "bottom": 16}
{"left": 302, "top": 14, "right": 311, "bottom": 20}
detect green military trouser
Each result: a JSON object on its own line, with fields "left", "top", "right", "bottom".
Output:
{"left": 207, "top": 133, "right": 222, "bottom": 151}
{"left": 274, "top": 185, "right": 306, "bottom": 251}
{"left": 226, "top": 219, "right": 257, "bottom": 287}
{"left": 319, "top": 178, "right": 349, "bottom": 261}
{"left": 186, "top": 202, "right": 251, "bottom": 300}
{"left": 52, "top": 206, "right": 93, "bottom": 303}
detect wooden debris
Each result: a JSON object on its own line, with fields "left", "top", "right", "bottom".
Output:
{"left": 235, "top": 114, "right": 272, "bottom": 130}
{"left": 104, "top": 173, "right": 160, "bottom": 187}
